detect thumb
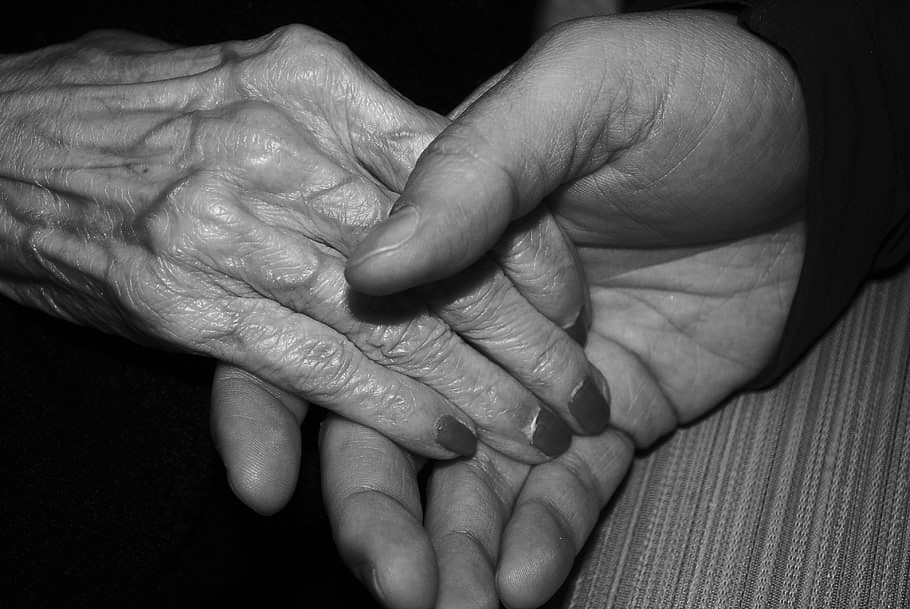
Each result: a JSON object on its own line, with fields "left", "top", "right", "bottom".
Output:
{"left": 345, "top": 23, "right": 623, "bottom": 295}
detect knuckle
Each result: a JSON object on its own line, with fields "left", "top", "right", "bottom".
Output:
{"left": 551, "top": 451, "right": 607, "bottom": 508}
{"left": 527, "top": 327, "right": 566, "bottom": 378}
{"left": 266, "top": 24, "right": 353, "bottom": 77}
{"left": 70, "top": 41, "right": 109, "bottom": 67}
{"left": 291, "top": 335, "right": 361, "bottom": 397}
{"left": 368, "top": 314, "right": 454, "bottom": 370}
{"left": 459, "top": 453, "right": 515, "bottom": 513}
{"left": 201, "top": 101, "right": 298, "bottom": 186}
{"left": 450, "top": 272, "right": 510, "bottom": 324}
{"left": 254, "top": 244, "right": 325, "bottom": 305}
{"left": 272, "top": 24, "right": 330, "bottom": 54}
{"left": 311, "top": 177, "right": 387, "bottom": 242}
{"left": 141, "top": 173, "right": 243, "bottom": 261}
{"left": 427, "top": 259, "right": 508, "bottom": 322}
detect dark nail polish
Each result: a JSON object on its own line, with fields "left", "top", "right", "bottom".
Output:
{"left": 569, "top": 371, "right": 611, "bottom": 434}
{"left": 531, "top": 408, "right": 572, "bottom": 457}
{"left": 436, "top": 415, "right": 477, "bottom": 457}
{"left": 563, "top": 312, "right": 587, "bottom": 345}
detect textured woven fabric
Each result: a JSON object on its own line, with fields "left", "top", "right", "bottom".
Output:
{"left": 557, "top": 264, "right": 910, "bottom": 609}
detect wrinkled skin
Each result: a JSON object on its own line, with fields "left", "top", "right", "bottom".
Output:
{"left": 0, "top": 26, "right": 609, "bottom": 463}
{"left": 328, "top": 221, "right": 805, "bottom": 609}
{"left": 211, "top": 11, "right": 810, "bottom": 608}
{"left": 227, "top": 221, "right": 804, "bottom": 608}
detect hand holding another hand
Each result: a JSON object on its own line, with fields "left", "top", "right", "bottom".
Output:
{"left": 323, "top": 221, "right": 804, "bottom": 609}
{"left": 346, "top": 10, "right": 807, "bottom": 292}
{"left": 1, "top": 26, "right": 607, "bottom": 465}
{"left": 315, "top": 10, "right": 809, "bottom": 609}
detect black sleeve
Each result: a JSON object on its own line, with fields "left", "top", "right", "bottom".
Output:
{"left": 629, "top": 0, "right": 910, "bottom": 387}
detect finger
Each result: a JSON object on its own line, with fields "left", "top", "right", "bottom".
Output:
{"left": 77, "top": 29, "right": 180, "bottom": 52}
{"left": 447, "top": 66, "right": 511, "bottom": 120}
{"left": 345, "top": 85, "right": 448, "bottom": 194}
{"left": 424, "top": 445, "right": 530, "bottom": 609}
{"left": 133, "top": 173, "right": 476, "bottom": 460}
{"left": 230, "top": 23, "right": 449, "bottom": 194}
{"left": 210, "top": 363, "right": 308, "bottom": 515}
{"left": 53, "top": 34, "right": 225, "bottom": 85}
{"left": 584, "top": 328, "right": 679, "bottom": 448}
{"left": 204, "top": 297, "right": 485, "bottom": 460}
{"left": 174, "top": 179, "right": 570, "bottom": 461}
{"left": 222, "top": 238, "right": 568, "bottom": 462}
{"left": 321, "top": 415, "right": 437, "bottom": 609}
{"left": 417, "top": 255, "right": 610, "bottom": 435}
{"left": 215, "top": 92, "right": 601, "bottom": 437}
{"left": 496, "top": 429, "right": 634, "bottom": 609}
{"left": 345, "top": 29, "right": 621, "bottom": 295}
{"left": 492, "top": 205, "right": 590, "bottom": 340}
{"left": 190, "top": 85, "right": 597, "bottom": 440}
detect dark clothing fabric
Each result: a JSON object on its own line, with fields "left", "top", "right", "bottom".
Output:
{"left": 632, "top": 0, "right": 910, "bottom": 385}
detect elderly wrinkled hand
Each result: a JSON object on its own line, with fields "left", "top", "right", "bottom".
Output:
{"left": 0, "top": 26, "right": 608, "bottom": 464}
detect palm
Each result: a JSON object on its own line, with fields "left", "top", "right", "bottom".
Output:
{"left": 574, "top": 221, "right": 805, "bottom": 442}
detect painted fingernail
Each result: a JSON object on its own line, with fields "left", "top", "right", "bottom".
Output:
{"left": 348, "top": 205, "right": 419, "bottom": 267}
{"left": 563, "top": 312, "right": 587, "bottom": 345}
{"left": 569, "top": 367, "right": 611, "bottom": 434}
{"left": 436, "top": 415, "right": 477, "bottom": 457}
{"left": 563, "top": 297, "right": 592, "bottom": 346}
{"left": 531, "top": 408, "right": 572, "bottom": 457}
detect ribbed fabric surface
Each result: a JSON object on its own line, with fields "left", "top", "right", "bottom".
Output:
{"left": 559, "top": 264, "right": 910, "bottom": 609}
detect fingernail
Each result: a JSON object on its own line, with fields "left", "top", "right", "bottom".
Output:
{"left": 531, "top": 408, "right": 572, "bottom": 457}
{"left": 360, "top": 564, "right": 385, "bottom": 603}
{"left": 563, "top": 297, "right": 592, "bottom": 345}
{"left": 436, "top": 415, "right": 477, "bottom": 457}
{"left": 569, "top": 367, "right": 611, "bottom": 434}
{"left": 563, "top": 312, "right": 587, "bottom": 345}
{"left": 348, "top": 204, "right": 419, "bottom": 267}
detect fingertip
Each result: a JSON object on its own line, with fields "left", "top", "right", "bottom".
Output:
{"left": 210, "top": 366, "right": 303, "bottom": 516}
{"left": 344, "top": 202, "right": 491, "bottom": 297}
{"left": 346, "top": 204, "right": 421, "bottom": 295}
{"left": 367, "top": 551, "right": 438, "bottom": 609}
{"left": 347, "top": 121, "right": 525, "bottom": 295}
{"left": 348, "top": 526, "right": 438, "bottom": 609}
{"left": 497, "top": 504, "right": 576, "bottom": 609}
{"left": 219, "top": 411, "right": 301, "bottom": 515}
{"left": 435, "top": 415, "right": 478, "bottom": 458}
{"left": 568, "top": 365, "right": 612, "bottom": 435}
{"left": 530, "top": 408, "right": 573, "bottom": 458}
{"left": 224, "top": 459, "right": 298, "bottom": 516}
{"left": 562, "top": 291, "right": 592, "bottom": 345}
{"left": 334, "top": 493, "right": 438, "bottom": 609}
